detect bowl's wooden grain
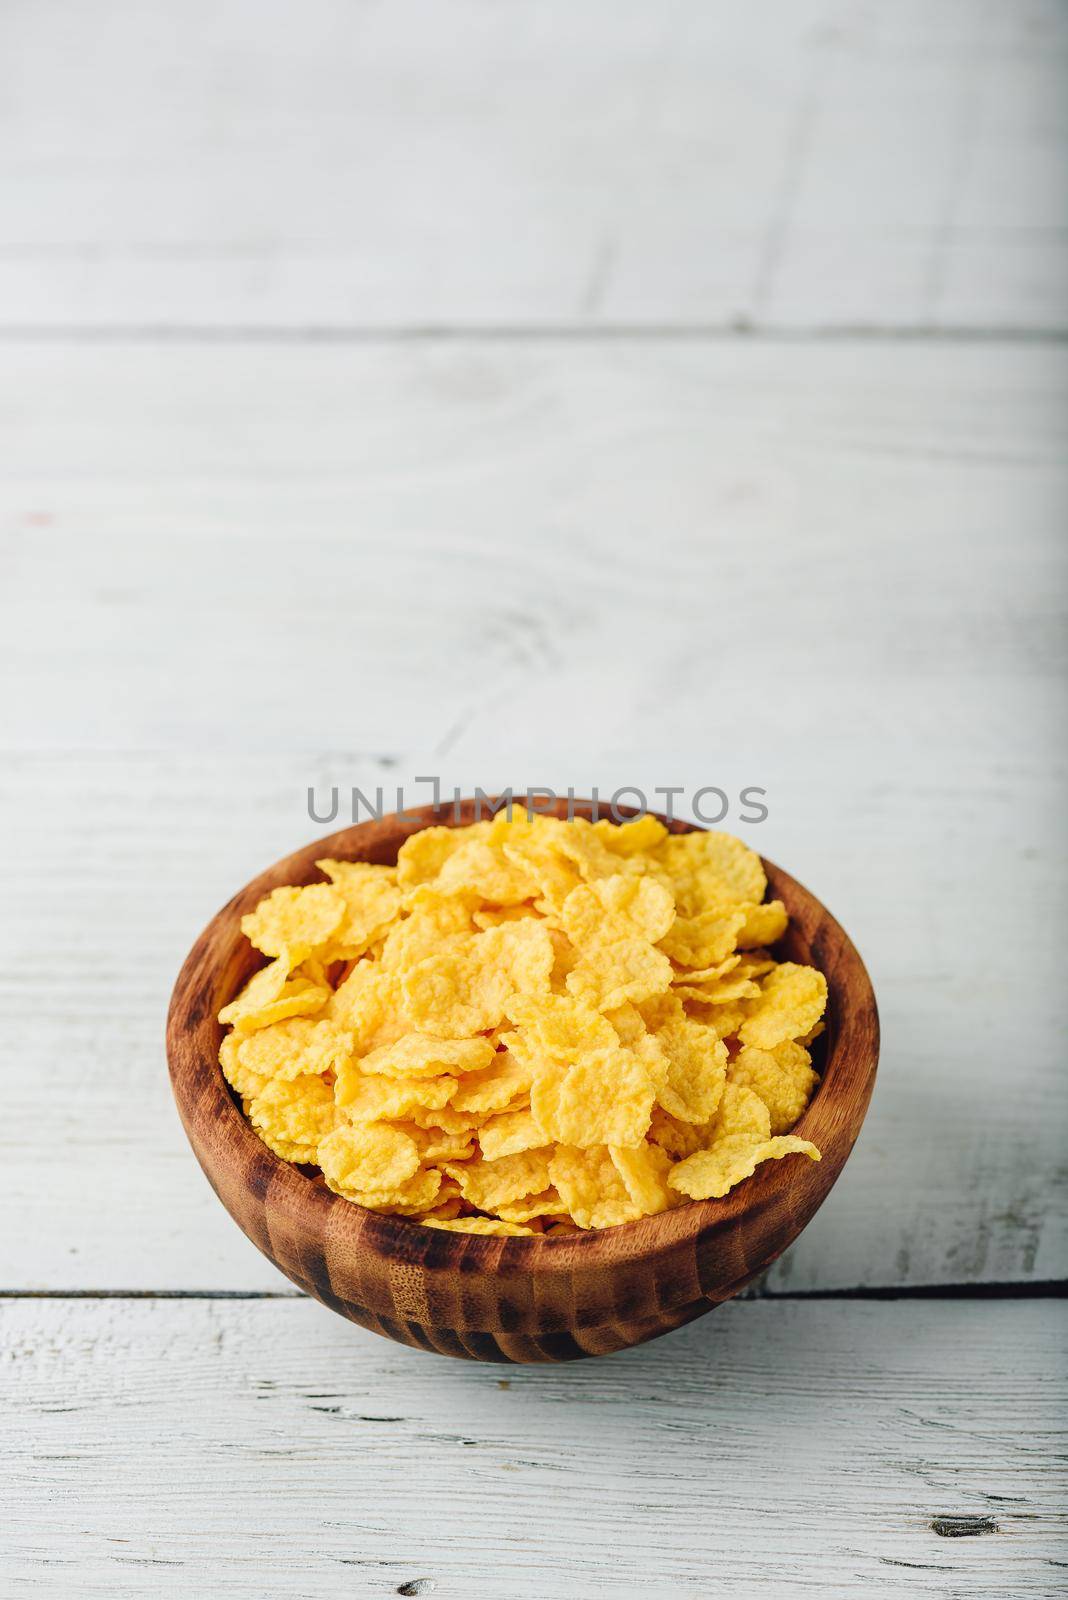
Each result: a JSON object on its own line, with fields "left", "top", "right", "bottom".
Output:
{"left": 166, "top": 799, "right": 879, "bottom": 1363}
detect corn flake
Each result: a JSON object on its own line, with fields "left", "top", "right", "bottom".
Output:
{"left": 218, "top": 963, "right": 330, "bottom": 1037}
{"left": 247, "top": 1074, "right": 339, "bottom": 1163}
{"left": 739, "top": 963, "right": 828, "bottom": 1050}
{"left": 237, "top": 1016, "right": 350, "bottom": 1084}
{"left": 444, "top": 1148, "right": 553, "bottom": 1211}
{"left": 654, "top": 831, "right": 766, "bottom": 915}
{"left": 359, "top": 1032, "right": 496, "bottom": 1079}
{"left": 561, "top": 874, "right": 676, "bottom": 946}
{"left": 737, "top": 900, "right": 789, "bottom": 948}
{"left": 659, "top": 910, "right": 745, "bottom": 969}
{"left": 449, "top": 1049, "right": 535, "bottom": 1114}
{"left": 318, "top": 1122, "right": 421, "bottom": 1198}
{"left": 478, "top": 1108, "right": 550, "bottom": 1162}
{"left": 434, "top": 838, "right": 537, "bottom": 905}
{"left": 729, "top": 1041, "right": 819, "bottom": 1135}
{"left": 668, "top": 1134, "right": 820, "bottom": 1200}
{"left": 548, "top": 1145, "right": 643, "bottom": 1230}
{"left": 531, "top": 1046, "right": 654, "bottom": 1150}
{"left": 345, "top": 1167, "right": 445, "bottom": 1215}
{"left": 378, "top": 888, "right": 475, "bottom": 973}
{"left": 219, "top": 1032, "right": 270, "bottom": 1101}
{"left": 334, "top": 1068, "right": 458, "bottom": 1122}
{"left": 609, "top": 1141, "right": 676, "bottom": 1215}
{"left": 403, "top": 921, "right": 554, "bottom": 1037}
{"left": 591, "top": 814, "right": 669, "bottom": 855}
{"left": 495, "top": 1187, "right": 567, "bottom": 1223}
{"left": 424, "top": 1217, "right": 535, "bottom": 1236}
{"left": 643, "top": 1017, "right": 728, "bottom": 1125}
{"left": 566, "top": 936, "right": 673, "bottom": 1012}
{"left": 240, "top": 883, "right": 345, "bottom": 963}
{"left": 395, "top": 823, "right": 489, "bottom": 888}
{"left": 315, "top": 859, "right": 403, "bottom": 958}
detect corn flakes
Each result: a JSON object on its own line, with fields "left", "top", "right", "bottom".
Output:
{"left": 219, "top": 815, "right": 827, "bottom": 1230}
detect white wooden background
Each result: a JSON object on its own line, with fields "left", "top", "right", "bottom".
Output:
{"left": 1, "top": 3, "right": 1065, "bottom": 1596}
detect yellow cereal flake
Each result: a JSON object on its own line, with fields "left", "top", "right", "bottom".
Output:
{"left": 472, "top": 904, "right": 539, "bottom": 929}
{"left": 602, "top": 999, "right": 642, "bottom": 1047}
{"left": 712, "top": 1081, "right": 774, "bottom": 1140}
{"left": 654, "top": 831, "right": 766, "bottom": 914}
{"left": 219, "top": 1032, "right": 270, "bottom": 1101}
{"left": 506, "top": 992, "right": 619, "bottom": 1059}
{"left": 659, "top": 910, "right": 745, "bottom": 969}
{"left": 728, "top": 1041, "right": 819, "bottom": 1135}
{"left": 218, "top": 968, "right": 331, "bottom": 1037}
{"left": 444, "top": 1149, "right": 553, "bottom": 1211}
{"left": 378, "top": 889, "right": 475, "bottom": 973}
{"left": 643, "top": 1017, "right": 728, "bottom": 1124}
{"left": 421, "top": 1190, "right": 465, "bottom": 1222}
{"left": 434, "top": 838, "right": 537, "bottom": 905}
{"left": 345, "top": 1167, "right": 446, "bottom": 1215}
{"left": 501, "top": 835, "right": 584, "bottom": 916}
{"left": 550, "top": 819, "right": 624, "bottom": 882}
{"left": 246, "top": 1074, "right": 339, "bottom": 1163}
{"left": 218, "top": 957, "right": 286, "bottom": 1026}
{"left": 222, "top": 814, "right": 827, "bottom": 1228}
{"left": 315, "top": 859, "right": 403, "bottom": 958}
{"left": 478, "top": 1108, "right": 551, "bottom": 1161}
{"left": 240, "top": 883, "right": 346, "bottom": 962}
{"left": 609, "top": 1141, "right": 675, "bottom": 1215}
{"left": 403, "top": 1103, "right": 489, "bottom": 1135}
{"left": 531, "top": 1047, "right": 654, "bottom": 1150}
{"left": 233, "top": 977, "right": 331, "bottom": 1032}
{"left": 423, "top": 1217, "right": 535, "bottom": 1236}
{"left": 566, "top": 936, "right": 673, "bottom": 1012}
{"left": 591, "top": 814, "right": 669, "bottom": 854}
{"left": 395, "top": 822, "right": 489, "bottom": 888}
{"left": 547, "top": 927, "right": 579, "bottom": 988}
{"left": 561, "top": 874, "right": 676, "bottom": 946}
{"left": 334, "top": 1067, "right": 458, "bottom": 1122}
{"left": 672, "top": 972, "right": 761, "bottom": 1005}
{"left": 736, "top": 900, "right": 789, "bottom": 948}
{"left": 449, "top": 1050, "right": 535, "bottom": 1114}
{"left": 358, "top": 1032, "right": 496, "bottom": 1079}
{"left": 326, "top": 966, "right": 409, "bottom": 1053}
{"left": 318, "top": 1122, "right": 421, "bottom": 1198}
{"left": 236, "top": 1016, "right": 350, "bottom": 1083}
{"left": 733, "top": 951, "right": 778, "bottom": 980}
{"left": 495, "top": 1187, "right": 567, "bottom": 1223}
{"left": 739, "top": 963, "right": 828, "bottom": 1050}
{"left": 647, "top": 1106, "right": 710, "bottom": 1161}
{"left": 403, "top": 1127, "right": 477, "bottom": 1164}
{"left": 402, "top": 922, "right": 554, "bottom": 1036}
{"left": 682, "top": 997, "right": 748, "bottom": 1041}
{"left": 548, "top": 1145, "right": 643, "bottom": 1230}
{"left": 636, "top": 990, "right": 686, "bottom": 1032}
{"left": 668, "top": 1133, "right": 820, "bottom": 1200}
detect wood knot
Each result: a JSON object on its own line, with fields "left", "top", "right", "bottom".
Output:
{"left": 930, "top": 1515, "right": 999, "bottom": 1538}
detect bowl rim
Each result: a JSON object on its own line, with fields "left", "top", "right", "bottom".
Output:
{"left": 166, "top": 797, "right": 880, "bottom": 1275}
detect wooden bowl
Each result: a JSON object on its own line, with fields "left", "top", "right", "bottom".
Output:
{"left": 167, "top": 799, "right": 878, "bottom": 1363}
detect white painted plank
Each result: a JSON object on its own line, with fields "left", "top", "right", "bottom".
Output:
{"left": 1, "top": 0, "right": 1064, "bottom": 332}
{"left": 0, "top": 339, "right": 1064, "bottom": 1292}
{"left": 3, "top": 1296, "right": 1064, "bottom": 1598}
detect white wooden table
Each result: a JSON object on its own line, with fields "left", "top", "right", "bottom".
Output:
{"left": 2, "top": 4, "right": 1065, "bottom": 1595}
